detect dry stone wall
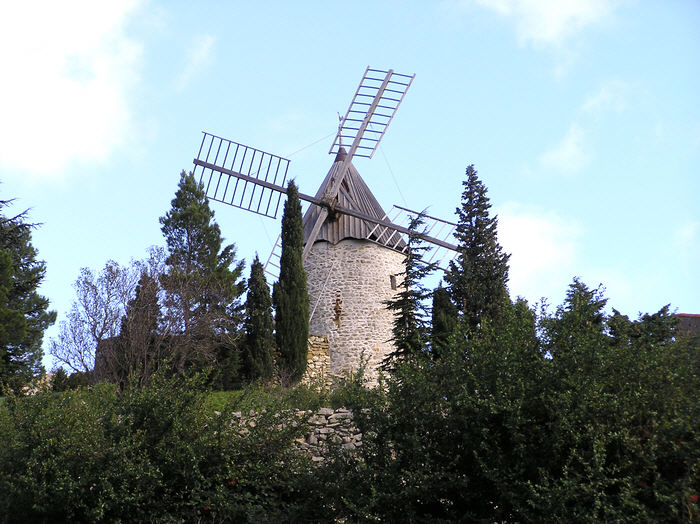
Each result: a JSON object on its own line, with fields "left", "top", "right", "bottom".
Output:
{"left": 305, "top": 239, "right": 404, "bottom": 384}
{"left": 229, "top": 407, "right": 361, "bottom": 463}
{"left": 301, "top": 335, "right": 334, "bottom": 388}
{"left": 294, "top": 407, "right": 361, "bottom": 462}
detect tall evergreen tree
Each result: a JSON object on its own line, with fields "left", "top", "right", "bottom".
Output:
{"left": 272, "top": 181, "right": 309, "bottom": 382}
{"left": 244, "top": 255, "right": 276, "bottom": 381}
{"left": 445, "top": 165, "right": 510, "bottom": 334}
{"left": 159, "top": 171, "right": 245, "bottom": 375}
{"left": 430, "top": 283, "right": 457, "bottom": 359}
{"left": 0, "top": 200, "right": 55, "bottom": 393}
{"left": 383, "top": 215, "right": 435, "bottom": 367}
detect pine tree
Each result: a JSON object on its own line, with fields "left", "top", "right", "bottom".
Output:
{"left": 383, "top": 215, "right": 435, "bottom": 367}
{"left": 159, "top": 171, "right": 245, "bottom": 375}
{"left": 445, "top": 165, "right": 510, "bottom": 334}
{"left": 244, "top": 255, "right": 276, "bottom": 381}
{"left": 272, "top": 181, "right": 309, "bottom": 382}
{"left": 430, "top": 283, "right": 457, "bottom": 359}
{"left": 0, "top": 200, "right": 56, "bottom": 393}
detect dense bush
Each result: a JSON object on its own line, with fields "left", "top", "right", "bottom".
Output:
{"left": 0, "top": 374, "right": 320, "bottom": 522}
{"left": 1, "top": 280, "right": 697, "bottom": 522}
{"left": 322, "top": 282, "right": 700, "bottom": 522}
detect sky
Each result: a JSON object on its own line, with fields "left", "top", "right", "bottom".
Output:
{"left": 1, "top": 1, "right": 698, "bottom": 370}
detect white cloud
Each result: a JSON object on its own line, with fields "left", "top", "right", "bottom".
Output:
{"left": 582, "top": 79, "right": 629, "bottom": 114}
{"left": 496, "top": 203, "right": 654, "bottom": 314}
{"left": 539, "top": 123, "right": 588, "bottom": 174}
{"left": 497, "top": 203, "right": 581, "bottom": 306}
{"left": 473, "top": 0, "right": 620, "bottom": 47}
{"left": 0, "top": 0, "right": 143, "bottom": 176}
{"left": 175, "top": 34, "right": 216, "bottom": 92}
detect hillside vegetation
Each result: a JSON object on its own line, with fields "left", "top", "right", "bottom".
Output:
{"left": 1, "top": 289, "right": 698, "bottom": 522}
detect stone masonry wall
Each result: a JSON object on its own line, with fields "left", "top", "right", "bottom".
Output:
{"left": 294, "top": 407, "right": 361, "bottom": 462}
{"left": 230, "top": 407, "right": 361, "bottom": 463}
{"left": 305, "top": 239, "right": 404, "bottom": 384}
{"left": 301, "top": 335, "right": 333, "bottom": 388}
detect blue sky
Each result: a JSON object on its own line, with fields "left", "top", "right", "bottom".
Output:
{"left": 1, "top": 1, "right": 698, "bottom": 370}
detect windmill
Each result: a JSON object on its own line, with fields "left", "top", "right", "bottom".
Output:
{"left": 192, "top": 67, "right": 458, "bottom": 381}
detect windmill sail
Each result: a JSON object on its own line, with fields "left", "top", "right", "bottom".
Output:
{"left": 329, "top": 67, "right": 415, "bottom": 159}
{"left": 303, "top": 67, "right": 415, "bottom": 260}
{"left": 191, "top": 66, "right": 458, "bottom": 279}
{"left": 194, "top": 132, "right": 290, "bottom": 219}
{"left": 367, "top": 205, "right": 458, "bottom": 271}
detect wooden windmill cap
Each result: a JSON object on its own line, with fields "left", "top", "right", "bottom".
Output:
{"left": 302, "top": 152, "right": 406, "bottom": 251}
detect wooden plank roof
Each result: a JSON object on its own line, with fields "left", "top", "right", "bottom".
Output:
{"left": 302, "top": 151, "right": 406, "bottom": 251}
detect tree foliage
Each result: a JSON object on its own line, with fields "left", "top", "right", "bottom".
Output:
{"left": 326, "top": 280, "right": 699, "bottom": 522}
{"left": 273, "top": 181, "right": 309, "bottom": 382}
{"left": 0, "top": 373, "right": 318, "bottom": 522}
{"left": 2, "top": 278, "right": 698, "bottom": 521}
{"left": 159, "top": 171, "right": 245, "bottom": 379}
{"left": 0, "top": 200, "right": 55, "bottom": 393}
{"left": 49, "top": 367, "right": 90, "bottom": 392}
{"left": 430, "top": 283, "right": 457, "bottom": 359}
{"left": 0, "top": 251, "right": 27, "bottom": 378}
{"left": 445, "top": 165, "right": 510, "bottom": 334}
{"left": 244, "top": 255, "right": 276, "bottom": 381}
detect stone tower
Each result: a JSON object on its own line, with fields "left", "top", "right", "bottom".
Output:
{"left": 302, "top": 148, "right": 405, "bottom": 382}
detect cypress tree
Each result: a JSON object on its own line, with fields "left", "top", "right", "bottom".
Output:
{"left": 272, "top": 181, "right": 309, "bottom": 382}
{"left": 444, "top": 165, "right": 510, "bottom": 334}
{"left": 244, "top": 255, "right": 276, "bottom": 381}
{"left": 430, "top": 283, "right": 458, "bottom": 359}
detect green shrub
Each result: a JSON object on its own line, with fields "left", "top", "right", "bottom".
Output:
{"left": 321, "top": 284, "right": 700, "bottom": 522}
{"left": 0, "top": 373, "right": 325, "bottom": 522}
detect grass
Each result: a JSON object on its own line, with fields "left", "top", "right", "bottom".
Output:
{"left": 2, "top": 376, "right": 362, "bottom": 416}
{"left": 204, "top": 390, "right": 244, "bottom": 412}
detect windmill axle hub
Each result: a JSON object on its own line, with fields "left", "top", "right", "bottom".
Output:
{"left": 320, "top": 194, "right": 339, "bottom": 217}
